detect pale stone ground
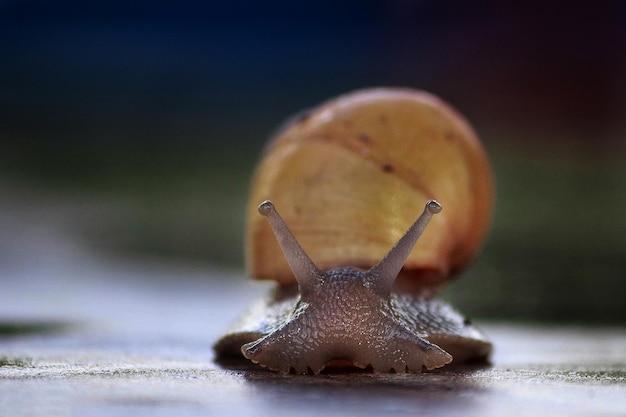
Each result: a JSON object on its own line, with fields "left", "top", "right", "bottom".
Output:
{"left": 1, "top": 210, "right": 625, "bottom": 417}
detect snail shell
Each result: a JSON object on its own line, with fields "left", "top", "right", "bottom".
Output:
{"left": 246, "top": 87, "right": 493, "bottom": 293}
{"left": 214, "top": 87, "right": 494, "bottom": 374}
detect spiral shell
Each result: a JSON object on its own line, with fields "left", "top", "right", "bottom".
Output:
{"left": 246, "top": 87, "right": 493, "bottom": 293}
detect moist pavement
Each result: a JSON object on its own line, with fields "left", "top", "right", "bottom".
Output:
{"left": 0, "top": 228, "right": 624, "bottom": 416}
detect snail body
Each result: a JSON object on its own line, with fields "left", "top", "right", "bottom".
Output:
{"left": 214, "top": 88, "right": 494, "bottom": 374}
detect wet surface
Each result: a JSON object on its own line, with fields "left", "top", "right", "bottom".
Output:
{"left": 1, "top": 210, "right": 625, "bottom": 416}
{"left": 1, "top": 263, "right": 625, "bottom": 416}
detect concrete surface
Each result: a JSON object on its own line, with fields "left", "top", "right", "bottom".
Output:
{"left": 1, "top": 220, "right": 625, "bottom": 416}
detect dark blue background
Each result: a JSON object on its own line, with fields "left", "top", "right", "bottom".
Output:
{"left": 2, "top": 1, "right": 624, "bottom": 153}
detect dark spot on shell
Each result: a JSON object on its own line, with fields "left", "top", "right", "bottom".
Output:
{"left": 294, "top": 205, "right": 302, "bottom": 215}
{"left": 358, "top": 132, "right": 372, "bottom": 143}
{"left": 381, "top": 163, "right": 394, "bottom": 173}
{"left": 463, "top": 317, "right": 473, "bottom": 326}
{"left": 445, "top": 131, "right": 455, "bottom": 142}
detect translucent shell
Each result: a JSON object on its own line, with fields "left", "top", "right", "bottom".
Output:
{"left": 246, "top": 88, "right": 494, "bottom": 293}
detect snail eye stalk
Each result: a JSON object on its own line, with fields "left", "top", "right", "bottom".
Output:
{"left": 258, "top": 200, "right": 324, "bottom": 296}
{"left": 365, "top": 200, "right": 442, "bottom": 295}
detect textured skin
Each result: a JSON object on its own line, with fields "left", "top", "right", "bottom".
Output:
{"left": 214, "top": 268, "right": 492, "bottom": 374}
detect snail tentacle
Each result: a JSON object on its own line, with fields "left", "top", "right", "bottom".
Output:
{"left": 258, "top": 200, "right": 324, "bottom": 296}
{"left": 366, "top": 200, "right": 442, "bottom": 295}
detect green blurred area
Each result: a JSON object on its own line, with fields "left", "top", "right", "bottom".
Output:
{"left": 1, "top": 135, "right": 624, "bottom": 325}
{"left": 448, "top": 142, "right": 625, "bottom": 325}
{"left": 0, "top": 142, "right": 254, "bottom": 266}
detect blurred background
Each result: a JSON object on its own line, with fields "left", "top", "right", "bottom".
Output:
{"left": 1, "top": 1, "right": 624, "bottom": 324}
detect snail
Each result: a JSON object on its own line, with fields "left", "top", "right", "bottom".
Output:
{"left": 214, "top": 87, "right": 494, "bottom": 374}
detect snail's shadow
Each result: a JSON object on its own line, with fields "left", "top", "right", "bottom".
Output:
{"left": 216, "top": 356, "right": 491, "bottom": 401}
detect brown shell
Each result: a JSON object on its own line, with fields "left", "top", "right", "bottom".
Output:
{"left": 246, "top": 87, "right": 494, "bottom": 293}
